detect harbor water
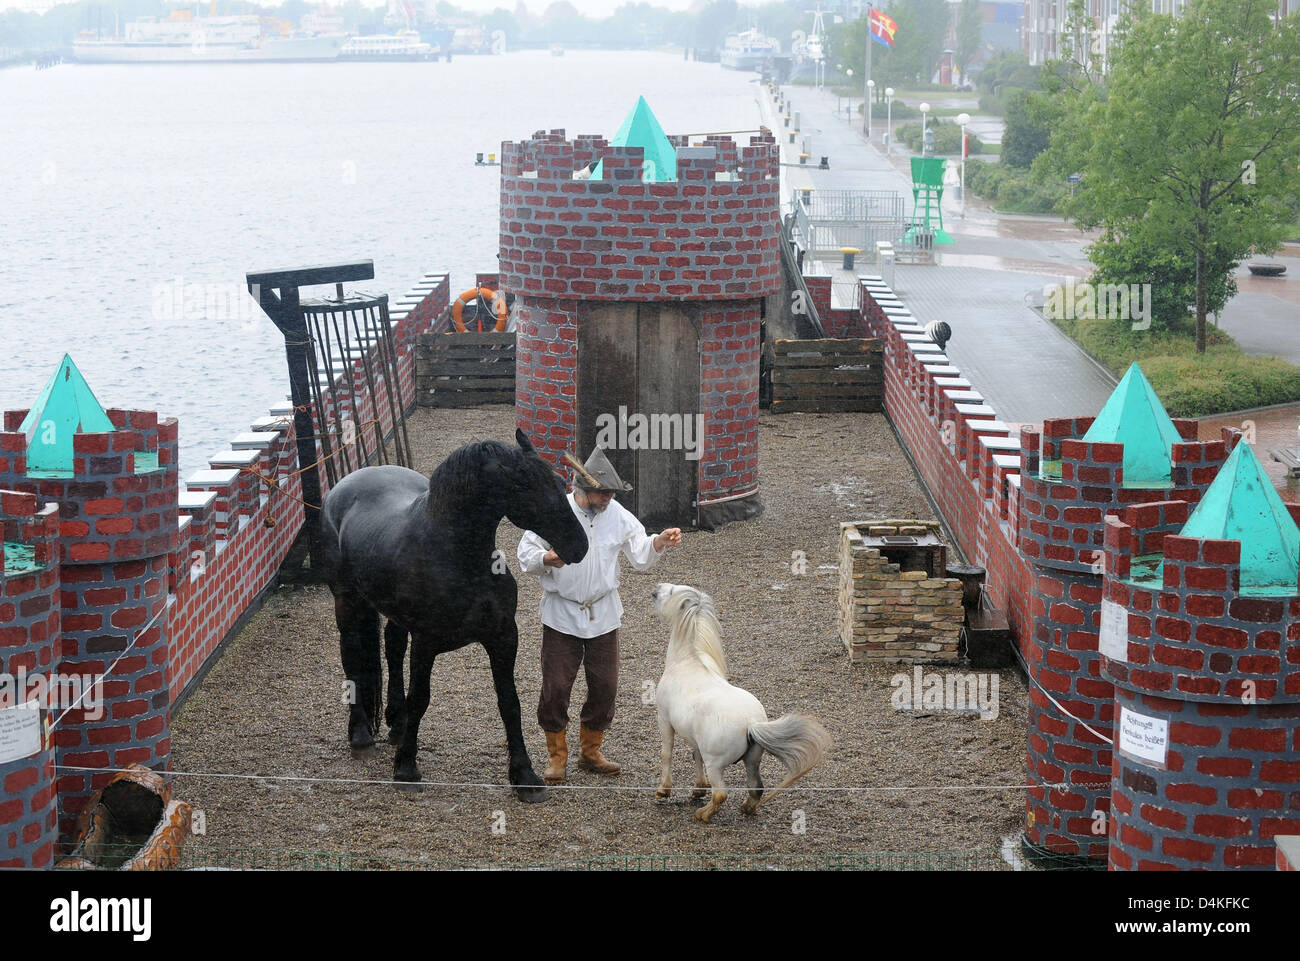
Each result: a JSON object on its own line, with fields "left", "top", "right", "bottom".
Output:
{"left": 0, "top": 51, "right": 766, "bottom": 476}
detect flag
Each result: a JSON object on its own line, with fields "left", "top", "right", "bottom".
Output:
{"left": 869, "top": 8, "right": 898, "bottom": 49}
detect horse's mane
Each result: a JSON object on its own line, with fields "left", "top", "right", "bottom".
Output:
{"left": 426, "top": 440, "right": 518, "bottom": 515}
{"left": 667, "top": 589, "right": 727, "bottom": 678}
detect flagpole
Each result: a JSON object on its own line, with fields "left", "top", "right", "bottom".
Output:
{"left": 865, "top": 3, "right": 873, "bottom": 139}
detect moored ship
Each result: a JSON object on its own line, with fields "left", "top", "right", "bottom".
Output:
{"left": 73, "top": 14, "right": 346, "bottom": 63}
{"left": 339, "top": 30, "right": 434, "bottom": 61}
{"left": 720, "top": 28, "right": 779, "bottom": 71}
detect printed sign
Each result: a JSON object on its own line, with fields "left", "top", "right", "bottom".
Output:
{"left": 1099, "top": 598, "right": 1129, "bottom": 662}
{"left": 1118, "top": 705, "right": 1169, "bottom": 768}
{"left": 0, "top": 700, "right": 42, "bottom": 765}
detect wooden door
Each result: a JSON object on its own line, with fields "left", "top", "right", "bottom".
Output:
{"left": 578, "top": 304, "right": 700, "bottom": 529}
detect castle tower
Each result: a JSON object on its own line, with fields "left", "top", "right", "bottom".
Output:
{"left": 1016, "top": 364, "right": 1228, "bottom": 860}
{"left": 0, "top": 356, "right": 178, "bottom": 839}
{"left": 1103, "top": 438, "right": 1300, "bottom": 869}
{"left": 498, "top": 108, "right": 781, "bottom": 529}
{"left": 0, "top": 490, "right": 60, "bottom": 868}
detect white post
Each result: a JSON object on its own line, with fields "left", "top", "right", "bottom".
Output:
{"left": 885, "top": 86, "right": 894, "bottom": 152}
{"left": 957, "top": 112, "right": 970, "bottom": 217}
{"left": 864, "top": 3, "right": 872, "bottom": 139}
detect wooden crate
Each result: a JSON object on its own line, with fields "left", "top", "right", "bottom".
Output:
{"left": 416, "top": 331, "right": 516, "bottom": 408}
{"left": 771, "top": 338, "right": 884, "bottom": 413}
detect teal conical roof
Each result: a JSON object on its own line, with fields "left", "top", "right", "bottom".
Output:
{"left": 1179, "top": 440, "right": 1300, "bottom": 593}
{"left": 18, "top": 354, "right": 114, "bottom": 472}
{"left": 1082, "top": 362, "right": 1183, "bottom": 485}
{"left": 593, "top": 96, "right": 677, "bottom": 182}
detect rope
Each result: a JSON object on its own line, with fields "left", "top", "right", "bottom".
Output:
{"left": 54, "top": 765, "right": 1109, "bottom": 794}
{"left": 242, "top": 413, "right": 393, "bottom": 513}
{"left": 49, "top": 601, "right": 170, "bottom": 729}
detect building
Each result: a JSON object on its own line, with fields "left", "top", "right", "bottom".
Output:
{"left": 1024, "top": 0, "right": 1294, "bottom": 68}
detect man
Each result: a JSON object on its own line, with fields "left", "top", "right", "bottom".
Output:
{"left": 517, "top": 446, "right": 682, "bottom": 783}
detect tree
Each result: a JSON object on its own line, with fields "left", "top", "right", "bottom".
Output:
{"left": 1001, "top": 90, "right": 1057, "bottom": 169}
{"left": 1047, "top": 0, "right": 1300, "bottom": 353}
{"left": 955, "top": 0, "right": 981, "bottom": 80}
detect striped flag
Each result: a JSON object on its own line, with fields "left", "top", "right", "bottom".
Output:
{"left": 870, "top": 8, "right": 898, "bottom": 49}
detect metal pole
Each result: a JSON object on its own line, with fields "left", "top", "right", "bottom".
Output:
{"left": 865, "top": 3, "right": 873, "bottom": 139}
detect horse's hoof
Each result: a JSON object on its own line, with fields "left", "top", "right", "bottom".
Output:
{"left": 350, "top": 743, "right": 377, "bottom": 759}
{"left": 691, "top": 788, "right": 708, "bottom": 800}
{"left": 740, "top": 801, "right": 759, "bottom": 816}
{"left": 515, "top": 784, "right": 548, "bottom": 804}
{"left": 692, "top": 808, "right": 714, "bottom": 823}
{"left": 387, "top": 726, "right": 405, "bottom": 745}
{"left": 394, "top": 779, "right": 424, "bottom": 794}
{"left": 393, "top": 763, "right": 421, "bottom": 789}
{"left": 655, "top": 788, "right": 672, "bottom": 800}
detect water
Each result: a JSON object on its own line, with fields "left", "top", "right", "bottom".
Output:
{"left": 0, "top": 52, "right": 766, "bottom": 477}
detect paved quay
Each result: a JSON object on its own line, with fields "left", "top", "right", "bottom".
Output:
{"left": 763, "top": 82, "right": 1115, "bottom": 425}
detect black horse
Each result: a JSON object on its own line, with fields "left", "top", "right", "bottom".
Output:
{"left": 320, "top": 429, "right": 589, "bottom": 801}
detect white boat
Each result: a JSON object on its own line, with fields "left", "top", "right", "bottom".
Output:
{"left": 721, "top": 28, "right": 779, "bottom": 71}
{"left": 339, "top": 31, "right": 434, "bottom": 61}
{"left": 73, "top": 15, "right": 346, "bottom": 64}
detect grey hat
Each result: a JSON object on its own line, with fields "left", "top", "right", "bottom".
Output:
{"left": 576, "top": 446, "right": 632, "bottom": 492}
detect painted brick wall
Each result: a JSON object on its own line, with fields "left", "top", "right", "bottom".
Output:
{"left": 0, "top": 493, "right": 60, "bottom": 868}
{"left": 1104, "top": 500, "right": 1300, "bottom": 869}
{"left": 0, "top": 271, "right": 448, "bottom": 864}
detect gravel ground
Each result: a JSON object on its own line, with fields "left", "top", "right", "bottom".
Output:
{"left": 171, "top": 405, "right": 1028, "bottom": 868}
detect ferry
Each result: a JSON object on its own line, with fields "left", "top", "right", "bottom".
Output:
{"left": 720, "top": 28, "right": 779, "bottom": 71}
{"left": 339, "top": 31, "right": 434, "bottom": 61}
{"left": 72, "top": 14, "right": 346, "bottom": 64}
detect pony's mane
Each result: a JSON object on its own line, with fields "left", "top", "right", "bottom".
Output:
{"left": 668, "top": 590, "right": 728, "bottom": 678}
{"left": 426, "top": 439, "right": 518, "bottom": 514}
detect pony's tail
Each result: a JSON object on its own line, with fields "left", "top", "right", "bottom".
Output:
{"left": 746, "top": 714, "right": 832, "bottom": 808}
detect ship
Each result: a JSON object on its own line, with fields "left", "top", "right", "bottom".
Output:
{"left": 720, "top": 28, "right": 779, "bottom": 71}
{"left": 339, "top": 30, "right": 434, "bottom": 61}
{"left": 72, "top": 14, "right": 346, "bottom": 64}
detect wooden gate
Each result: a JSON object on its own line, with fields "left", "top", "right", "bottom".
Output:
{"left": 578, "top": 305, "right": 700, "bottom": 529}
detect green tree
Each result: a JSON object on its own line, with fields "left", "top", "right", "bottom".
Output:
{"left": 955, "top": 0, "right": 981, "bottom": 80}
{"left": 1000, "top": 90, "right": 1058, "bottom": 169}
{"left": 1047, "top": 0, "right": 1300, "bottom": 353}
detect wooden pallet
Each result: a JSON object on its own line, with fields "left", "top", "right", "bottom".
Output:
{"left": 771, "top": 338, "right": 884, "bottom": 414}
{"left": 416, "top": 331, "right": 516, "bottom": 407}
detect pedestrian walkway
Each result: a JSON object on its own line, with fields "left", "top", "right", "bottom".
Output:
{"left": 765, "top": 82, "right": 1115, "bottom": 425}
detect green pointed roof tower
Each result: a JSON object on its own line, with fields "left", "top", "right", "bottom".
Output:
{"left": 1082, "top": 362, "right": 1184, "bottom": 486}
{"left": 593, "top": 95, "right": 677, "bottom": 182}
{"left": 18, "top": 354, "right": 115, "bottom": 473}
{"left": 1178, "top": 440, "right": 1300, "bottom": 594}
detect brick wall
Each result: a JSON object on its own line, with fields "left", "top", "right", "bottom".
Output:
{"left": 1104, "top": 501, "right": 1300, "bottom": 869}
{"left": 501, "top": 130, "right": 776, "bottom": 522}
{"left": 0, "top": 271, "right": 448, "bottom": 865}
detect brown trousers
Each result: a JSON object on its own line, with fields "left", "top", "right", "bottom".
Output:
{"left": 537, "top": 625, "right": 619, "bottom": 732}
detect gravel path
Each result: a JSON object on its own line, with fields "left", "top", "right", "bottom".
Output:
{"left": 171, "top": 405, "right": 1028, "bottom": 868}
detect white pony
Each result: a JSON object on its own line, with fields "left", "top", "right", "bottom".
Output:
{"left": 651, "top": 583, "right": 832, "bottom": 822}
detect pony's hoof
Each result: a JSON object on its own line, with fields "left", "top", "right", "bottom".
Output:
{"left": 740, "top": 801, "right": 759, "bottom": 816}
{"left": 654, "top": 788, "right": 672, "bottom": 800}
{"left": 691, "top": 788, "right": 708, "bottom": 800}
{"left": 515, "top": 784, "right": 548, "bottom": 804}
{"left": 692, "top": 808, "right": 715, "bottom": 823}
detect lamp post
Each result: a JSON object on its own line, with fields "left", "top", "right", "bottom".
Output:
{"left": 845, "top": 69, "right": 853, "bottom": 121}
{"left": 920, "top": 101, "right": 931, "bottom": 154}
{"left": 867, "top": 79, "right": 876, "bottom": 138}
{"left": 956, "top": 112, "right": 970, "bottom": 217}
{"left": 885, "top": 86, "right": 894, "bottom": 152}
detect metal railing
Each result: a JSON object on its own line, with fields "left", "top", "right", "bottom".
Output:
{"left": 790, "top": 188, "right": 908, "bottom": 263}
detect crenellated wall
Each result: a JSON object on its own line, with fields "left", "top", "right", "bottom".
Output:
{"left": 0, "top": 271, "right": 450, "bottom": 866}
{"left": 1102, "top": 495, "right": 1300, "bottom": 869}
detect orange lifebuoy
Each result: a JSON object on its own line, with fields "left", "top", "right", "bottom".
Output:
{"left": 451, "top": 286, "right": 508, "bottom": 333}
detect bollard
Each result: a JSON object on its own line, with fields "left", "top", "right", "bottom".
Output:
{"left": 819, "top": 156, "right": 829, "bottom": 170}
{"left": 476, "top": 152, "right": 484, "bottom": 164}
{"left": 799, "top": 153, "right": 809, "bottom": 165}
{"left": 789, "top": 131, "right": 797, "bottom": 144}
{"left": 841, "top": 248, "right": 861, "bottom": 270}
{"left": 784, "top": 116, "right": 790, "bottom": 127}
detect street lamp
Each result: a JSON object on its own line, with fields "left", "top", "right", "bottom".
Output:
{"left": 867, "top": 79, "right": 876, "bottom": 139}
{"left": 845, "top": 69, "right": 854, "bottom": 121}
{"left": 885, "top": 87, "right": 894, "bottom": 152}
{"left": 956, "top": 112, "right": 970, "bottom": 217}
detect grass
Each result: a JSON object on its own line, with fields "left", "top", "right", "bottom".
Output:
{"left": 1045, "top": 312, "right": 1300, "bottom": 417}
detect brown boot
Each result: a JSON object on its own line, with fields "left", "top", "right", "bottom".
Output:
{"left": 577, "top": 723, "right": 620, "bottom": 775}
{"left": 543, "top": 730, "right": 567, "bottom": 784}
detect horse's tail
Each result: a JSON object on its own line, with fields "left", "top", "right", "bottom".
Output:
{"left": 746, "top": 714, "right": 832, "bottom": 809}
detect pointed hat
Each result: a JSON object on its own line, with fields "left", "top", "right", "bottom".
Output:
{"left": 576, "top": 446, "right": 632, "bottom": 492}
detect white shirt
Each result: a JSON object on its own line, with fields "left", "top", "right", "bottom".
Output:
{"left": 517, "top": 492, "right": 665, "bottom": 638}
